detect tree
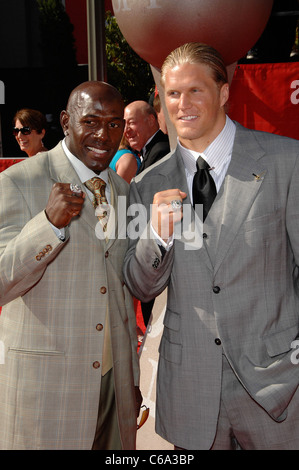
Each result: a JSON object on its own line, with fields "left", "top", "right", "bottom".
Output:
{"left": 105, "top": 11, "right": 155, "bottom": 104}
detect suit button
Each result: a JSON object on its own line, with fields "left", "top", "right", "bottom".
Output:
{"left": 213, "top": 286, "right": 221, "bottom": 294}
{"left": 96, "top": 323, "right": 103, "bottom": 331}
{"left": 93, "top": 361, "right": 101, "bottom": 369}
{"left": 203, "top": 233, "right": 208, "bottom": 239}
{"left": 100, "top": 286, "right": 107, "bottom": 294}
{"left": 105, "top": 251, "right": 109, "bottom": 258}
{"left": 215, "top": 338, "right": 222, "bottom": 345}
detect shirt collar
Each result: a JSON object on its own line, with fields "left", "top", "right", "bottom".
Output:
{"left": 62, "top": 139, "right": 109, "bottom": 185}
{"left": 178, "top": 116, "right": 236, "bottom": 176}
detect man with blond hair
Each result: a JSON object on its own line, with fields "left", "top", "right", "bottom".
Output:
{"left": 123, "top": 43, "right": 299, "bottom": 450}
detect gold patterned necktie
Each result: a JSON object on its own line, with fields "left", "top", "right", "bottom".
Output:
{"left": 84, "top": 177, "right": 109, "bottom": 232}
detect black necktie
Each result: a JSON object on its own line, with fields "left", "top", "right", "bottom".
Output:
{"left": 192, "top": 155, "right": 217, "bottom": 221}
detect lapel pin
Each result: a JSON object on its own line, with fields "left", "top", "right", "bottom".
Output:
{"left": 252, "top": 172, "right": 265, "bottom": 182}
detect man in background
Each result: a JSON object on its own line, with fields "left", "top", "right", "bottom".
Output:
{"left": 124, "top": 100, "right": 170, "bottom": 175}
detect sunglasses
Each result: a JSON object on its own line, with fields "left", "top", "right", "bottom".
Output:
{"left": 13, "top": 127, "right": 32, "bottom": 136}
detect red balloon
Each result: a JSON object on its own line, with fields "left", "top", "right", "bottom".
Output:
{"left": 112, "top": 0, "right": 273, "bottom": 67}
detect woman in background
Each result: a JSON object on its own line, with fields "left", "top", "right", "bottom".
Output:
{"left": 110, "top": 135, "right": 141, "bottom": 183}
{"left": 13, "top": 108, "right": 48, "bottom": 157}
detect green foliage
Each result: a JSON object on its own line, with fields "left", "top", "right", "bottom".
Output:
{"left": 105, "top": 11, "right": 155, "bottom": 104}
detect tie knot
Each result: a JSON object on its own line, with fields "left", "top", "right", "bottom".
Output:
{"left": 196, "top": 155, "right": 210, "bottom": 171}
{"left": 85, "top": 177, "right": 106, "bottom": 196}
{"left": 84, "top": 177, "right": 108, "bottom": 209}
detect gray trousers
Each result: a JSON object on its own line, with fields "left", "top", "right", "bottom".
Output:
{"left": 211, "top": 355, "right": 299, "bottom": 450}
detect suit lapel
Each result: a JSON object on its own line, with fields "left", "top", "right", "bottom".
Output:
{"left": 208, "top": 125, "right": 267, "bottom": 273}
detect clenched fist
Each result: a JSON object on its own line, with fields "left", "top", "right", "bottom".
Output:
{"left": 45, "top": 183, "right": 85, "bottom": 229}
{"left": 151, "top": 189, "right": 187, "bottom": 241}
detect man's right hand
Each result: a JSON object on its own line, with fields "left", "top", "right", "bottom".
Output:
{"left": 151, "top": 189, "right": 187, "bottom": 242}
{"left": 45, "top": 183, "right": 85, "bottom": 229}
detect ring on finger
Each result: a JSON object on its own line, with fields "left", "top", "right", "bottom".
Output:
{"left": 170, "top": 199, "right": 182, "bottom": 211}
{"left": 70, "top": 183, "right": 82, "bottom": 195}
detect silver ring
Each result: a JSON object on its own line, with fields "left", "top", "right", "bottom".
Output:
{"left": 70, "top": 183, "right": 82, "bottom": 194}
{"left": 170, "top": 199, "right": 182, "bottom": 211}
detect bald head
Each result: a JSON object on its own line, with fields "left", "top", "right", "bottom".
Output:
{"left": 124, "top": 100, "right": 159, "bottom": 152}
{"left": 125, "top": 100, "right": 156, "bottom": 117}
{"left": 66, "top": 81, "right": 124, "bottom": 115}
{"left": 60, "top": 81, "right": 125, "bottom": 173}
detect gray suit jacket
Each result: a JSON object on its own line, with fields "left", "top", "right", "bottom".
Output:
{"left": 123, "top": 123, "right": 299, "bottom": 449}
{"left": 0, "top": 143, "right": 139, "bottom": 449}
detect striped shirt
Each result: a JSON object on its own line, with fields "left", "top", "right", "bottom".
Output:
{"left": 178, "top": 115, "right": 236, "bottom": 202}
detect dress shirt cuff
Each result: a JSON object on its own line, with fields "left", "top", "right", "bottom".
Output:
{"left": 49, "top": 222, "right": 66, "bottom": 242}
{"left": 150, "top": 223, "right": 174, "bottom": 252}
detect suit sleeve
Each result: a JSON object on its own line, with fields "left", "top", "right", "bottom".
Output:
{"left": 0, "top": 172, "right": 67, "bottom": 307}
{"left": 123, "top": 179, "right": 174, "bottom": 302}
